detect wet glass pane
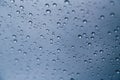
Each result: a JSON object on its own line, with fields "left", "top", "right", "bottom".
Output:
{"left": 0, "top": 0, "right": 120, "bottom": 80}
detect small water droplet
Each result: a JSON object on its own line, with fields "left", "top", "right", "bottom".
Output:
{"left": 78, "top": 34, "right": 82, "bottom": 39}
{"left": 64, "top": 0, "right": 70, "bottom": 4}
{"left": 23, "top": 52, "right": 27, "bottom": 55}
{"left": 91, "top": 32, "right": 95, "bottom": 36}
{"left": 88, "top": 42, "right": 92, "bottom": 46}
{"left": 110, "top": 1, "right": 115, "bottom": 5}
{"left": 100, "top": 15, "right": 105, "bottom": 20}
{"left": 115, "top": 57, "right": 120, "bottom": 61}
{"left": 28, "top": 20, "right": 33, "bottom": 25}
{"left": 90, "top": 36, "right": 94, "bottom": 40}
{"left": 110, "top": 12, "right": 115, "bottom": 17}
{"left": 39, "top": 46, "right": 43, "bottom": 50}
{"left": 57, "top": 22, "right": 61, "bottom": 26}
{"left": 53, "top": 3, "right": 57, "bottom": 7}
{"left": 10, "top": 0, "right": 15, "bottom": 3}
{"left": 70, "top": 78, "right": 75, "bottom": 80}
{"left": 15, "top": 58, "right": 19, "bottom": 63}
{"left": 57, "top": 36, "right": 61, "bottom": 39}
{"left": 84, "top": 60, "right": 88, "bottom": 63}
{"left": 46, "top": 9, "right": 51, "bottom": 14}
{"left": 115, "top": 70, "right": 120, "bottom": 74}
{"left": 107, "top": 31, "right": 112, "bottom": 35}
{"left": 57, "top": 48, "right": 61, "bottom": 53}
{"left": 29, "top": 13, "right": 33, "bottom": 17}
{"left": 45, "top": 3, "right": 50, "bottom": 7}
{"left": 19, "top": 5, "right": 24, "bottom": 10}
{"left": 116, "top": 26, "right": 120, "bottom": 30}
{"left": 10, "top": 47, "right": 14, "bottom": 50}
{"left": 114, "top": 29, "right": 118, "bottom": 33}
{"left": 16, "top": 10, "right": 20, "bottom": 14}
{"left": 93, "top": 52, "right": 97, "bottom": 56}
{"left": 13, "top": 39, "right": 17, "bottom": 43}
{"left": 99, "top": 50, "right": 104, "bottom": 53}
{"left": 83, "top": 19, "right": 87, "bottom": 24}
{"left": 18, "top": 49, "right": 22, "bottom": 53}
{"left": 8, "top": 14, "right": 12, "bottom": 18}
{"left": 26, "top": 35, "right": 30, "bottom": 39}
{"left": 12, "top": 34, "right": 17, "bottom": 38}
{"left": 36, "top": 57, "right": 40, "bottom": 62}
{"left": 20, "top": 0, "right": 24, "bottom": 2}
{"left": 40, "top": 35, "right": 44, "bottom": 38}
{"left": 64, "top": 17, "right": 69, "bottom": 21}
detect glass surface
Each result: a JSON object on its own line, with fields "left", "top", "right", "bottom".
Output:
{"left": 0, "top": 0, "right": 120, "bottom": 80}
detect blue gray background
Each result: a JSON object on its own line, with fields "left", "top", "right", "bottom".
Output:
{"left": 0, "top": 0, "right": 120, "bottom": 80}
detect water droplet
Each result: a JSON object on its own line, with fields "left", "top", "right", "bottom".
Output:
{"left": 52, "top": 59, "right": 56, "bottom": 63}
{"left": 15, "top": 58, "right": 19, "bottom": 63}
{"left": 78, "top": 34, "right": 82, "bottom": 39}
{"left": 40, "top": 35, "right": 44, "bottom": 38}
{"left": 18, "top": 49, "right": 22, "bottom": 53}
{"left": 110, "top": 1, "right": 115, "bottom": 6}
{"left": 114, "top": 29, "right": 118, "bottom": 33}
{"left": 29, "top": 13, "right": 33, "bottom": 17}
{"left": 12, "top": 34, "right": 17, "bottom": 38}
{"left": 90, "top": 36, "right": 94, "bottom": 40}
{"left": 115, "top": 57, "right": 120, "bottom": 61}
{"left": 76, "top": 72, "right": 80, "bottom": 76}
{"left": 110, "top": 12, "right": 115, "bottom": 17}
{"left": 26, "top": 35, "right": 30, "bottom": 39}
{"left": 23, "top": 52, "right": 27, "bottom": 55}
{"left": 107, "top": 31, "right": 112, "bottom": 35}
{"left": 19, "top": 5, "right": 24, "bottom": 10}
{"left": 100, "top": 15, "right": 105, "bottom": 20}
{"left": 46, "top": 9, "right": 51, "bottom": 14}
{"left": 64, "top": 17, "right": 69, "bottom": 21}
{"left": 10, "top": 0, "right": 15, "bottom": 3}
{"left": 72, "top": 10, "right": 75, "bottom": 13}
{"left": 83, "top": 19, "right": 87, "bottom": 24}
{"left": 20, "top": 0, "right": 24, "bottom": 2}
{"left": 16, "top": 10, "right": 20, "bottom": 14}
{"left": 57, "top": 36, "right": 61, "bottom": 39}
{"left": 8, "top": 14, "right": 12, "bottom": 18}
{"left": 28, "top": 20, "right": 33, "bottom": 25}
{"left": 88, "top": 42, "right": 92, "bottom": 46}
{"left": 50, "top": 39, "right": 53, "bottom": 44}
{"left": 57, "top": 48, "right": 61, "bottom": 53}
{"left": 70, "top": 78, "right": 75, "bottom": 80}
{"left": 91, "top": 32, "right": 95, "bottom": 36}
{"left": 84, "top": 60, "right": 88, "bottom": 63}
{"left": 99, "top": 50, "right": 104, "bottom": 53}
{"left": 64, "top": 0, "right": 70, "bottom": 4}
{"left": 39, "top": 46, "right": 43, "bottom": 50}
{"left": 115, "top": 35, "right": 119, "bottom": 39}
{"left": 59, "top": 77, "right": 64, "bottom": 80}
{"left": 115, "top": 70, "right": 120, "bottom": 74}
{"left": 93, "top": 52, "right": 97, "bottom": 56}
{"left": 45, "top": 3, "right": 50, "bottom": 7}
{"left": 53, "top": 3, "right": 57, "bottom": 7}
{"left": 10, "top": 47, "right": 14, "bottom": 50}
{"left": 57, "top": 22, "right": 61, "bottom": 26}
{"left": 13, "top": 39, "right": 17, "bottom": 43}
{"left": 116, "top": 26, "right": 120, "bottom": 30}
{"left": 36, "top": 57, "right": 40, "bottom": 62}
{"left": 83, "top": 33, "right": 87, "bottom": 37}
{"left": 95, "top": 25, "right": 99, "bottom": 30}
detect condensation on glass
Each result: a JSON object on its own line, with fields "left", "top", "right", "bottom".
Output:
{"left": 0, "top": 0, "right": 120, "bottom": 80}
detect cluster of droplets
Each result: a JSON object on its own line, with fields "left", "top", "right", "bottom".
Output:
{"left": 0, "top": 0, "right": 119, "bottom": 80}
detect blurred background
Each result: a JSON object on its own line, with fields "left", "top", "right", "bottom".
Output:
{"left": 0, "top": 0, "right": 120, "bottom": 80}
